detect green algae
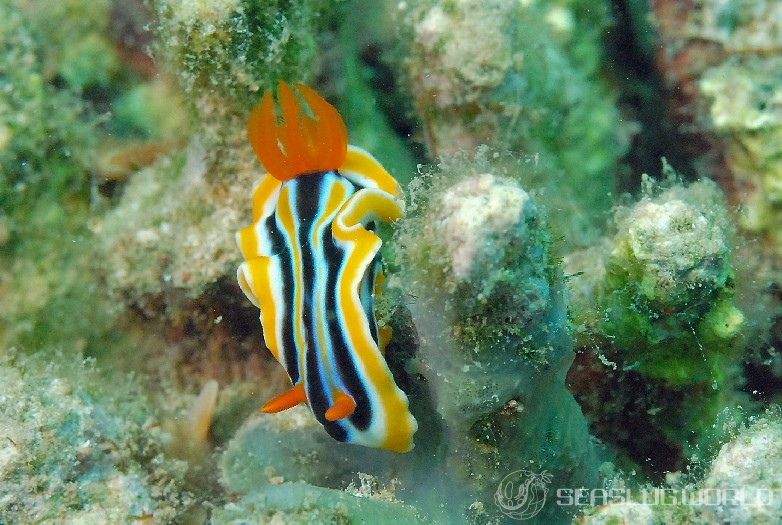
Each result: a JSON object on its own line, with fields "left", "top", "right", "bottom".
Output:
{"left": 154, "top": 0, "right": 329, "bottom": 119}
{"left": 59, "top": 32, "right": 120, "bottom": 91}
{"left": 584, "top": 175, "right": 742, "bottom": 386}
{"left": 565, "top": 172, "right": 751, "bottom": 476}
{"left": 0, "top": 0, "right": 192, "bottom": 358}
{"left": 331, "top": 0, "right": 419, "bottom": 185}
{"left": 112, "top": 79, "right": 189, "bottom": 139}
{"left": 0, "top": 6, "right": 93, "bottom": 202}
{"left": 15, "top": 0, "right": 115, "bottom": 85}
{"left": 393, "top": 0, "right": 625, "bottom": 244}
{"left": 392, "top": 149, "right": 563, "bottom": 367}
{"left": 0, "top": 3, "right": 109, "bottom": 355}
{"left": 700, "top": 56, "right": 782, "bottom": 254}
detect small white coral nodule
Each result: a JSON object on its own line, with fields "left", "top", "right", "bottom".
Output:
{"left": 436, "top": 173, "right": 530, "bottom": 279}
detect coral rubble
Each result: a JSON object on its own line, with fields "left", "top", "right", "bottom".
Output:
{"left": 578, "top": 409, "right": 782, "bottom": 525}
{"left": 0, "top": 352, "right": 192, "bottom": 523}
{"left": 567, "top": 174, "right": 748, "bottom": 475}
{"left": 391, "top": 150, "right": 600, "bottom": 523}
{"left": 579, "top": 175, "right": 741, "bottom": 385}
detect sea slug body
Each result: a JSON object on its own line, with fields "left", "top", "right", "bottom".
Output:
{"left": 236, "top": 82, "right": 417, "bottom": 453}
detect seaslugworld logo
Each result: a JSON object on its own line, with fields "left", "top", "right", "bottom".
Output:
{"left": 493, "top": 470, "right": 782, "bottom": 521}
{"left": 494, "top": 469, "right": 553, "bottom": 521}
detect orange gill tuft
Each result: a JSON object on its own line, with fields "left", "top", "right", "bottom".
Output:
{"left": 247, "top": 81, "right": 348, "bottom": 181}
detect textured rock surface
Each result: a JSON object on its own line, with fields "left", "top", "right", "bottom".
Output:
{"left": 0, "top": 353, "right": 192, "bottom": 523}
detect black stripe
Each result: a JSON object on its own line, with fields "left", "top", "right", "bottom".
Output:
{"left": 297, "top": 172, "right": 349, "bottom": 442}
{"left": 358, "top": 220, "right": 376, "bottom": 322}
{"left": 295, "top": 174, "right": 325, "bottom": 417}
{"left": 266, "top": 209, "right": 299, "bottom": 385}
{"left": 306, "top": 340, "right": 347, "bottom": 442}
{"left": 360, "top": 221, "right": 379, "bottom": 346}
{"left": 360, "top": 256, "right": 380, "bottom": 346}
{"left": 322, "top": 191, "right": 373, "bottom": 432}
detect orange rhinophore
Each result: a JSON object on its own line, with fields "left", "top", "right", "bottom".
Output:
{"left": 247, "top": 81, "right": 348, "bottom": 181}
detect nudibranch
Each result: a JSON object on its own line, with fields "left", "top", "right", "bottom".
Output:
{"left": 236, "top": 81, "right": 418, "bottom": 453}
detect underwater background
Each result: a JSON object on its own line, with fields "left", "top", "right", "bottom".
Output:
{"left": 1, "top": 0, "right": 782, "bottom": 523}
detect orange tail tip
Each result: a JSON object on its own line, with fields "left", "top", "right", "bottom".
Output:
{"left": 247, "top": 81, "right": 348, "bottom": 181}
{"left": 260, "top": 383, "right": 307, "bottom": 413}
{"left": 325, "top": 391, "right": 357, "bottom": 421}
